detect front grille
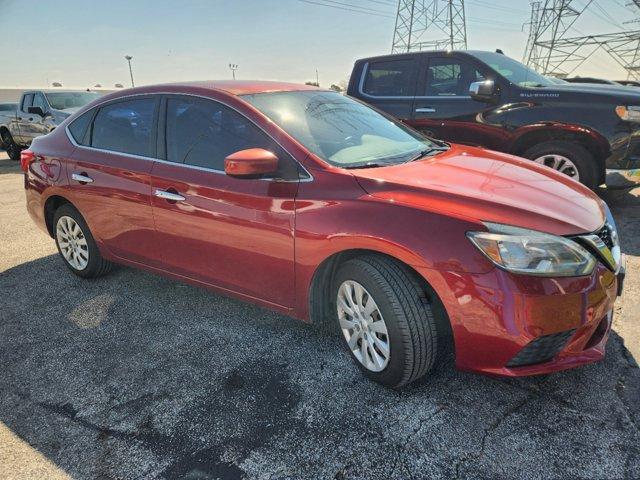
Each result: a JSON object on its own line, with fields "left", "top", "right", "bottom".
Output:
{"left": 506, "top": 329, "right": 576, "bottom": 368}
{"left": 595, "top": 224, "right": 614, "bottom": 250}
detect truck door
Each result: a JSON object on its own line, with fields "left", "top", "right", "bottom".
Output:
{"left": 356, "top": 57, "right": 418, "bottom": 122}
{"left": 411, "top": 56, "right": 504, "bottom": 148}
{"left": 13, "top": 93, "right": 34, "bottom": 144}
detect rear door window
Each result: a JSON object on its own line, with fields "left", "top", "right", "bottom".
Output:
{"left": 426, "top": 58, "right": 485, "bottom": 96}
{"left": 91, "top": 98, "right": 157, "bottom": 157}
{"left": 164, "top": 95, "right": 299, "bottom": 179}
{"left": 68, "top": 109, "right": 94, "bottom": 145}
{"left": 363, "top": 59, "right": 417, "bottom": 97}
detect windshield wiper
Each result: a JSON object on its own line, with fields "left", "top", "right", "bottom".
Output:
{"left": 343, "top": 162, "right": 389, "bottom": 169}
{"left": 405, "top": 146, "right": 449, "bottom": 163}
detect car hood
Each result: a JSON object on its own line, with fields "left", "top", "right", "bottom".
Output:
{"left": 351, "top": 145, "right": 605, "bottom": 236}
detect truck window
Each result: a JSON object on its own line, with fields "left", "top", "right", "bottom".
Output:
{"left": 33, "top": 93, "right": 48, "bottom": 114}
{"left": 363, "top": 59, "right": 416, "bottom": 97}
{"left": 425, "top": 58, "right": 485, "bottom": 96}
{"left": 21, "top": 94, "right": 34, "bottom": 111}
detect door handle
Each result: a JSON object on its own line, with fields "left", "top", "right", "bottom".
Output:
{"left": 154, "top": 189, "right": 185, "bottom": 202}
{"left": 415, "top": 107, "right": 436, "bottom": 113}
{"left": 71, "top": 173, "right": 94, "bottom": 184}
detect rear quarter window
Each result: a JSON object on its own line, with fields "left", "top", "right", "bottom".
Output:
{"left": 68, "top": 110, "right": 94, "bottom": 145}
{"left": 363, "top": 59, "right": 416, "bottom": 97}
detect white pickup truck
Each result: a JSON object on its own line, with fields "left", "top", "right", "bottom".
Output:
{"left": 0, "top": 90, "right": 102, "bottom": 160}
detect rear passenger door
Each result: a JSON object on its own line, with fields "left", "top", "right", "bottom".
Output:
{"left": 356, "top": 57, "right": 418, "bottom": 121}
{"left": 150, "top": 94, "right": 300, "bottom": 308}
{"left": 67, "top": 96, "right": 161, "bottom": 267}
{"left": 411, "top": 56, "right": 492, "bottom": 145}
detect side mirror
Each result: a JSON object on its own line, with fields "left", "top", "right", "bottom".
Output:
{"left": 469, "top": 80, "right": 498, "bottom": 103}
{"left": 27, "top": 106, "right": 47, "bottom": 117}
{"left": 224, "top": 148, "right": 279, "bottom": 179}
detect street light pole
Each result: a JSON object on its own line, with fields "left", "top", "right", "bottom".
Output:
{"left": 228, "top": 63, "right": 238, "bottom": 80}
{"left": 125, "top": 55, "right": 135, "bottom": 87}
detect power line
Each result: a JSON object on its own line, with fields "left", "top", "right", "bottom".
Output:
{"left": 296, "top": 0, "right": 395, "bottom": 18}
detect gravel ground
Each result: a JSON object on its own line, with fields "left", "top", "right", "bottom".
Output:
{"left": 1, "top": 152, "right": 639, "bottom": 480}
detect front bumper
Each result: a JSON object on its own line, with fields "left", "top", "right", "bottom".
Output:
{"left": 419, "top": 261, "right": 621, "bottom": 377}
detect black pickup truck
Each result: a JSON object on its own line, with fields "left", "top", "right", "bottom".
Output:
{"left": 348, "top": 50, "right": 640, "bottom": 189}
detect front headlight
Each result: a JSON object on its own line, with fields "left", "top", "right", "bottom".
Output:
{"left": 467, "top": 223, "right": 596, "bottom": 277}
{"left": 615, "top": 105, "right": 640, "bottom": 122}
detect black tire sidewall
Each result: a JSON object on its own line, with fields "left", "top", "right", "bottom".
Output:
{"left": 1, "top": 132, "right": 20, "bottom": 161}
{"left": 333, "top": 260, "right": 416, "bottom": 387}
{"left": 53, "top": 204, "right": 104, "bottom": 278}
{"left": 523, "top": 141, "right": 598, "bottom": 189}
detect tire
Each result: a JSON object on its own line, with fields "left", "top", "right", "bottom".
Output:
{"left": 53, "top": 204, "right": 113, "bottom": 278}
{"left": 522, "top": 140, "right": 599, "bottom": 189}
{"left": 0, "top": 130, "right": 21, "bottom": 161}
{"left": 333, "top": 255, "right": 442, "bottom": 388}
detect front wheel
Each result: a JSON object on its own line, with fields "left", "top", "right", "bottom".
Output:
{"left": 523, "top": 140, "right": 598, "bottom": 189}
{"left": 333, "top": 255, "right": 442, "bottom": 388}
{"left": 53, "top": 204, "right": 113, "bottom": 278}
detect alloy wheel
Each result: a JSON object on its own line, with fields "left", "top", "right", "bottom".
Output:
{"left": 337, "top": 280, "right": 390, "bottom": 372}
{"left": 56, "top": 216, "right": 89, "bottom": 270}
{"left": 532, "top": 154, "right": 580, "bottom": 180}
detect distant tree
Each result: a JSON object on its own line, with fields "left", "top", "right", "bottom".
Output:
{"left": 115, "top": 83, "right": 124, "bottom": 88}
{"left": 51, "top": 82, "right": 63, "bottom": 87}
{"left": 305, "top": 81, "right": 319, "bottom": 87}
{"left": 329, "top": 84, "right": 343, "bottom": 92}
{"left": 94, "top": 84, "right": 102, "bottom": 88}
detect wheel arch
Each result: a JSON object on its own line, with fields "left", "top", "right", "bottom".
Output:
{"left": 508, "top": 124, "right": 610, "bottom": 181}
{"left": 43, "top": 194, "right": 73, "bottom": 237}
{"left": 307, "top": 248, "right": 453, "bottom": 347}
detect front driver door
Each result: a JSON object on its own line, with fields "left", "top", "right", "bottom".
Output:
{"left": 150, "top": 95, "right": 301, "bottom": 309}
{"left": 411, "top": 56, "right": 504, "bottom": 149}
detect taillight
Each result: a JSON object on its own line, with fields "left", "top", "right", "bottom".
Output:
{"left": 20, "top": 149, "right": 35, "bottom": 172}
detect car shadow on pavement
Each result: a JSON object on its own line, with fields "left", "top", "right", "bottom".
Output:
{"left": 1, "top": 254, "right": 639, "bottom": 480}
{"left": 0, "top": 158, "right": 20, "bottom": 175}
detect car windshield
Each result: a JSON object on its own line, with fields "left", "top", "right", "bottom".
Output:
{"left": 468, "top": 51, "right": 554, "bottom": 88}
{"left": 45, "top": 91, "right": 101, "bottom": 110}
{"left": 242, "top": 90, "right": 438, "bottom": 168}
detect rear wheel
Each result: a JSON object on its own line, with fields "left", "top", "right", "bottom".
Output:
{"left": 0, "top": 130, "right": 21, "bottom": 161}
{"left": 53, "top": 204, "right": 113, "bottom": 278}
{"left": 333, "top": 255, "right": 442, "bottom": 388}
{"left": 523, "top": 140, "right": 598, "bottom": 189}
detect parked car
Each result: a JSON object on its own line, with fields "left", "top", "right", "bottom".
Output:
{"left": 21, "top": 81, "right": 625, "bottom": 387}
{"left": 347, "top": 50, "right": 640, "bottom": 189}
{"left": 0, "top": 102, "right": 17, "bottom": 151}
{"left": 0, "top": 90, "right": 102, "bottom": 161}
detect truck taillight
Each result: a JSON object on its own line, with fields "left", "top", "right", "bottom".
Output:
{"left": 20, "top": 149, "right": 35, "bottom": 172}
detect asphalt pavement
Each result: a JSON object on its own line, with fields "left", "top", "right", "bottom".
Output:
{"left": 1, "top": 152, "right": 639, "bottom": 479}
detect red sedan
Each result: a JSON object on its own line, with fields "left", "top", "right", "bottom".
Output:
{"left": 22, "top": 81, "right": 625, "bottom": 388}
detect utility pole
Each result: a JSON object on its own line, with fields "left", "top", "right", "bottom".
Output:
{"left": 228, "top": 63, "right": 238, "bottom": 80}
{"left": 124, "top": 55, "right": 135, "bottom": 88}
{"left": 315, "top": 69, "right": 320, "bottom": 87}
{"left": 391, "top": 0, "right": 467, "bottom": 53}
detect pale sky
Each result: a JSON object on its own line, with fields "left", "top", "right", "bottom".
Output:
{"left": 0, "top": 0, "right": 637, "bottom": 89}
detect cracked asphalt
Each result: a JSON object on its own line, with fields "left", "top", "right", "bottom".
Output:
{"left": 1, "top": 151, "right": 639, "bottom": 479}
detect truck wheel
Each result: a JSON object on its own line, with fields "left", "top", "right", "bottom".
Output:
{"left": 523, "top": 140, "right": 598, "bottom": 189}
{"left": 0, "top": 130, "right": 21, "bottom": 161}
{"left": 333, "top": 255, "right": 442, "bottom": 388}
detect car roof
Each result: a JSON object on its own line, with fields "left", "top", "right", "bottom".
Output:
{"left": 130, "top": 80, "right": 323, "bottom": 96}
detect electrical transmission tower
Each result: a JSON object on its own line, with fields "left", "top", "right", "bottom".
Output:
{"left": 524, "top": 0, "right": 640, "bottom": 80}
{"left": 522, "top": 0, "right": 590, "bottom": 75}
{"left": 391, "top": 0, "right": 467, "bottom": 53}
